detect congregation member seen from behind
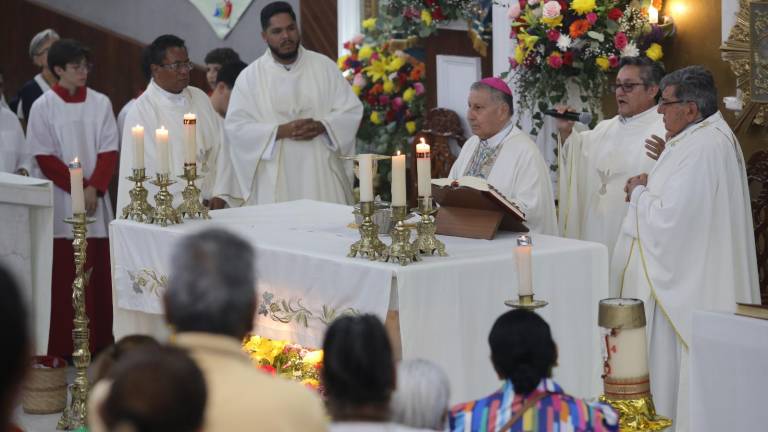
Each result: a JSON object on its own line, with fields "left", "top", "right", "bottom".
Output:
{"left": 450, "top": 309, "right": 619, "bottom": 432}
{"left": 391, "top": 359, "right": 451, "bottom": 431}
{"left": 0, "top": 266, "right": 30, "bottom": 432}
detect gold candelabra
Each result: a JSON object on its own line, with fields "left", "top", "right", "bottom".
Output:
{"left": 381, "top": 206, "right": 420, "bottom": 266}
{"left": 57, "top": 213, "right": 94, "bottom": 430}
{"left": 348, "top": 201, "right": 386, "bottom": 260}
{"left": 151, "top": 172, "right": 182, "bottom": 227}
{"left": 411, "top": 197, "right": 447, "bottom": 256}
{"left": 121, "top": 168, "right": 154, "bottom": 223}
{"left": 176, "top": 163, "right": 209, "bottom": 219}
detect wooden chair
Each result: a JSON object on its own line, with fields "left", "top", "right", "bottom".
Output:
{"left": 747, "top": 150, "right": 768, "bottom": 304}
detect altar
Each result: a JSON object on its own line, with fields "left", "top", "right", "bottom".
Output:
{"left": 110, "top": 199, "right": 608, "bottom": 403}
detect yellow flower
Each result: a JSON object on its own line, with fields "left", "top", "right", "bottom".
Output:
{"left": 337, "top": 54, "right": 349, "bottom": 70}
{"left": 541, "top": 16, "right": 563, "bottom": 28}
{"left": 301, "top": 378, "right": 320, "bottom": 388}
{"left": 645, "top": 43, "right": 663, "bottom": 61}
{"left": 514, "top": 45, "right": 525, "bottom": 64}
{"left": 362, "top": 18, "right": 377, "bottom": 30}
{"left": 421, "top": 9, "right": 432, "bottom": 26}
{"left": 364, "top": 58, "right": 388, "bottom": 82}
{"left": 406, "top": 121, "right": 417, "bottom": 134}
{"left": 403, "top": 87, "right": 416, "bottom": 103}
{"left": 595, "top": 56, "right": 610, "bottom": 71}
{"left": 518, "top": 33, "right": 539, "bottom": 50}
{"left": 382, "top": 80, "right": 394, "bottom": 94}
{"left": 570, "top": 0, "right": 596, "bottom": 14}
{"left": 352, "top": 85, "right": 361, "bottom": 96}
{"left": 358, "top": 45, "right": 373, "bottom": 60}
{"left": 303, "top": 350, "right": 324, "bottom": 365}
{"left": 370, "top": 111, "right": 382, "bottom": 124}
{"left": 387, "top": 56, "right": 405, "bottom": 72}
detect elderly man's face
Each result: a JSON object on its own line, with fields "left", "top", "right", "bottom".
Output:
{"left": 151, "top": 46, "right": 191, "bottom": 94}
{"left": 614, "top": 65, "right": 659, "bottom": 118}
{"left": 467, "top": 88, "right": 510, "bottom": 140}
{"left": 658, "top": 85, "right": 700, "bottom": 137}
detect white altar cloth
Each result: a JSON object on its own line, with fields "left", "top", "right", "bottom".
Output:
{"left": 690, "top": 311, "right": 768, "bottom": 431}
{"left": 110, "top": 199, "right": 608, "bottom": 403}
{"left": 0, "top": 173, "right": 53, "bottom": 355}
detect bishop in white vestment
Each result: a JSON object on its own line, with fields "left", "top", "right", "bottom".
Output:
{"left": 612, "top": 66, "right": 760, "bottom": 431}
{"left": 222, "top": 6, "right": 362, "bottom": 206}
{"left": 449, "top": 78, "right": 557, "bottom": 235}
{"left": 559, "top": 58, "right": 666, "bottom": 265}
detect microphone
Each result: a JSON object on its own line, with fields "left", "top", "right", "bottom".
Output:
{"left": 543, "top": 109, "right": 593, "bottom": 124}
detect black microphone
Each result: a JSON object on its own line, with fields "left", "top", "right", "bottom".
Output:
{"left": 543, "top": 109, "right": 593, "bottom": 124}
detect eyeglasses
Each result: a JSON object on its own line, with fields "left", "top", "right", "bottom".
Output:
{"left": 66, "top": 62, "right": 93, "bottom": 72}
{"left": 659, "top": 99, "right": 691, "bottom": 107}
{"left": 159, "top": 61, "right": 193, "bottom": 72}
{"left": 609, "top": 82, "right": 645, "bottom": 93}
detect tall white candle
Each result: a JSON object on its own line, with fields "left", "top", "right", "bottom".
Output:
{"left": 183, "top": 113, "right": 197, "bottom": 164}
{"left": 604, "top": 327, "right": 649, "bottom": 379}
{"left": 131, "top": 125, "right": 145, "bottom": 169}
{"left": 416, "top": 138, "right": 431, "bottom": 197}
{"left": 648, "top": 5, "right": 659, "bottom": 24}
{"left": 156, "top": 126, "right": 170, "bottom": 174}
{"left": 69, "top": 158, "right": 85, "bottom": 215}
{"left": 391, "top": 151, "right": 406, "bottom": 206}
{"left": 515, "top": 235, "right": 533, "bottom": 296}
{"left": 359, "top": 154, "right": 374, "bottom": 202}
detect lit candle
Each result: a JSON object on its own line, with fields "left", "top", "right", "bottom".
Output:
{"left": 648, "top": 5, "right": 659, "bottom": 24}
{"left": 391, "top": 151, "right": 406, "bottom": 207}
{"left": 156, "top": 126, "right": 170, "bottom": 174}
{"left": 183, "top": 113, "right": 197, "bottom": 164}
{"left": 131, "top": 125, "right": 144, "bottom": 169}
{"left": 515, "top": 235, "right": 533, "bottom": 296}
{"left": 359, "top": 154, "right": 374, "bottom": 202}
{"left": 416, "top": 138, "right": 431, "bottom": 197}
{"left": 69, "top": 158, "right": 85, "bottom": 215}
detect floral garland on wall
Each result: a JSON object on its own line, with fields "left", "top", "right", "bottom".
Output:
{"left": 506, "top": 0, "right": 666, "bottom": 134}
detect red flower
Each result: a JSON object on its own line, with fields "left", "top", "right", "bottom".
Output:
{"left": 259, "top": 365, "right": 276, "bottom": 376}
{"left": 547, "top": 52, "right": 563, "bottom": 69}
{"left": 366, "top": 94, "right": 377, "bottom": 105}
{"left": 563, "top": 51, "right": 574, "bottom": 65}
{"left": 379, "top": 94, "right": 390, "bottom": 106}
{"left": 386, "top": 109, "right": 396, "bottom": 123}
{"left": 432, "top": 6, "right": 445, "bottom": 21}
{"left": 614, "top": 32, "right": 628, "bottom": 50}
{"left": 569, "top": 19, "right": 591, "bottom": 38}
{"left": 607, "top": 8, "right": 623, "bottom": 21}
{"left": 609, "top": 55, "right": 620, "bottom": 68}
{"left": 557, "top": 0, "right": 569, "bottom": 11}
{"left": 424, "top": 0, "right": 436, "bottom": 6}
{"left": 547, "top": 30, "right": 560, "bottom": 42}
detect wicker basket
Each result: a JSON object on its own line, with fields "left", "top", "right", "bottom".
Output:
{"left": 22, "top": 356, "right": 68, "bottom": 414}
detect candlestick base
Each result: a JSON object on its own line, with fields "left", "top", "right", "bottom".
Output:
{"left": 381, "top": 206, "right": 420, "bottom": 266}
{"left": 121, "top": 168, "right": 155, "bottom": 223}
{"left": 176, "top": 163, "right": 210, "bottom": 220}
{"left": 57, "top": 213, "right": 94, "bottom": 430}
{"left": 505, "top": 294, "right": 548, "bottom": 310}
{"left": 598, "top": 394, "right": 672, "bottom": 431}
{"left": 411, "top": 198, "right": 447, "bottom": 256}
{"left": 348, "top": 201, "right": 386, "bottom": 260}
{"left": 151, "top": 173, "right": 182, "bottom": 227}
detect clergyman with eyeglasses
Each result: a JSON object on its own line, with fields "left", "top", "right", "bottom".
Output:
{"left": 556, "top": 56, "right": 667, "bottom": 265}
{"left": 116, "top": 34, "right": 226, "bottom": 214}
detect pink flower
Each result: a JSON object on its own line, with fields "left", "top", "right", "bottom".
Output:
{"left": 614, "top": 32, "right": 628, "bottom": 50}
{"left": 378, "top": 94, "right": 390, "bottom": 105}
{"left": 507, "top": 2, "right": 521, "bottom": 19}
{"left": 547, "top": 29, "right": 560, "bottom": 42}
{"left": 586, "top": 12, "right": 598, "bottom": 25}
{"left": 413, "top": 82, "right": 425, "bottom": 95}
{"left": 609, "top": 55, "right": 620, "bottom": 68}
{"left": 547, "top": 52, "right": 563, "bottom": 69}
{"left": 542, "top": 1, "right": 562, "bottom": 19}
{"left": 509, "top": 57, "right": 519, "bottom": 69}
{"left": 353, "top": 73, "right": 366, "bottom": 87}
{"left": 351, "top": 33, "right": 364, "bottom": 45}
{"left": 391, "top": 97, "right": 404, "bottom": 110}
{"left": 371, "top": 52, "right": 380, "bottom": 61}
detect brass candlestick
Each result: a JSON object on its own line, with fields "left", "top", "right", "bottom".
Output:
{"left": 121, "top": 168, "right": 154, "bottom": 223}
{"left": 505, "top": 294, "right": 548, "bottom": 310}
{"left": 412, "top": 197, "right": 447, "bottom": 256}
{"left": 151, "top": 173, "right": 182, "bottom": 226}
{"left": 176, "top": 163, "right": 209, "bottom": 219}
{"left": 57, "top": 213, "right": 94, "bottom": 430}
{"left": 348, "top": 201, "right": 386, "bottom": 260}
{"left": 381, "top": 206, "right": 420, "bottom": 266}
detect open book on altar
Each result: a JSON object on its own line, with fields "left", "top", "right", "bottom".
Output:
{"left": 431, "top": 177, "right": 528, "bottom": 239}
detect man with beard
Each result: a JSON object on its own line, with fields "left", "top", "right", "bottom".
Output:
{"left": 220, "top": 1, "right": 362, "bottom": 206}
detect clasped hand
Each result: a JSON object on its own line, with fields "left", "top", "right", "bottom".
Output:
{"left": 277, "top": 118, "right": 325, "bottom": 141}
{"left": 623, "top": 173, "right": 648, "bottom": 202}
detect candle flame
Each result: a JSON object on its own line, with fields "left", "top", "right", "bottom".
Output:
{"left": 396, "top": 150, "right": 401, "bottom": 156}
{"left": 419, "top": 137, "right": 426, "bottom": 145}
{"left": 72, "top": 157, "right": 79, "bottom": 164}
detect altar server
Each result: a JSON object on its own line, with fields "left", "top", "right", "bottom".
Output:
{"left": 449, "top": 78, "right": 557, "bottom": 235}
{"left": 27, "top": 39, "right": 118, "bottom": 356}
{"left": 116, "top": 34, "right": 222, "bottom": 212}
{"left": 558, "top": 57, "right": 667, "bottom": 262}
{"left": 613, "top": 66, "right": 760, "bottom": 430}
{"left": 222, "top": 1, "right": 362, "bottom": 206}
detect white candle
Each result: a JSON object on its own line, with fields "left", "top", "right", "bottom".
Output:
{"left": 391, "top": 151, "right": 406, "bottom": 206}
{"left": 648, "top": 5, "right": 659, "bottom": 24}
{"left": 183, "top": 113, "right": 197, "bottom": 164}
{"left": 515, "top": 235, "right": 533, "bottom": 296}
{"left": 416, "top": 138, "right": 431, "bottom": 197}
{"left": 131, "top": 125, "right": 144, "bottom": 169}
{"left": 69, "top": 158, "right": 85, "bottom": 215}
{"left": 604, "top": 327, "right": 649, "bottom": 379}
{"left": 156, "top": 126, "right": 170, "bottom": 174}
{"left": 359, "top": 154, "right": 374, "bottom": 202}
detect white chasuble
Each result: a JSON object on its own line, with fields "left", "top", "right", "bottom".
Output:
{"left": 558, "top": 106, "right": 665, "bottom": 263}
{"left": 0, "top": 105, "right": 34, "bottom": 175}
{"left": 611, "top": 112, "right": 759, "bottom": 429}
{"left": 116, "top": 81, "right": 222, "bottom": 212}
{"left": 449, "top": 127, "right": 558, "bottom": 235}
{"left": 222, "top": 46, "right": 362, "bottom": 205}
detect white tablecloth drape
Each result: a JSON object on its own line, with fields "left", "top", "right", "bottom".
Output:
{"left": 0, "top": 173, "right": 53, "bottom": 355}
{"left": 110, "top": 199, "right": 608, "bottom": 403}
{"left": 690, "top": 311, "right": 768, "bottom": 431}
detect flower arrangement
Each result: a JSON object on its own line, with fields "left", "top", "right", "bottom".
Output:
{"left": 242, "top": 335, "right": 323, "bottom": 391}
{"left": 370, "top": 0, "right": 485, "bottom": 39}
{"left": 506, "top": 0, "right": 666, "bottom": 132}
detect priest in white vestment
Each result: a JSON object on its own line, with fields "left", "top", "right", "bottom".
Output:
{"left": 222, "top": 3, "right": 362, "bottom": 206}
{"left": 558, "top": 58, "right": 666, "bottom": 264}
{"left": 0, "top": 104, "right": 35, "bottom": 175}
{"left": 116, "top": 35, "right": 222, "bottom": 212}
{"left": 448, "top": 78, "right": 557, "bottom": 235}
{"left": 612, "top": 66, "right": 760, "bottom": 431}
